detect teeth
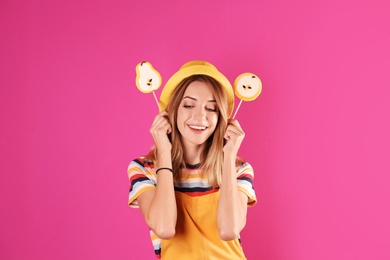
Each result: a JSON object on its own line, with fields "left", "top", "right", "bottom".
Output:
{"left": 189, "top": 125, "right": 206, "bottom": 130}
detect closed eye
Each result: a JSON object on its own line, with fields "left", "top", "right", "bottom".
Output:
{"left": 206, "top": 107, "right": 218, "bottom": 112}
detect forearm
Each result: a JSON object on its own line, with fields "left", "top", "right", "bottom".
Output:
{"left": 145, "top": 152, "right": 177, "bottom": 239}
{"left": 217, "top": 154, "right": 248, "bottom": 241}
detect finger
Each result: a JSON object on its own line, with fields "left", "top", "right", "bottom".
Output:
{"left": 153, "top": 116, "right": 168, "bottom": 129}
{"left": 225, "top": 124, "right": 244, "bottom": 137}
{"left": 227, "top": 119, "right": 244, "bottom": 132}
{"left": 151, "top": 112, "right": 170, "bottom": 129}
{"left": 164, "top": 122, "right": 172, "bottom": 134}
{"left": 227, "top": 118, "right": 241, "bottom": 127}
{"left": 224, "top": 127, "right": 238, "bottom": 140}
{"left": 151, "top": 119, "right": 171, "bottom": 135}
{"left": 151, "top": 111, "right": 168, "bottom": 125}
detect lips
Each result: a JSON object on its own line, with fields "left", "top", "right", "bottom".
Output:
{"left": 188, "top": 124, "right": 207, "bottom": 131}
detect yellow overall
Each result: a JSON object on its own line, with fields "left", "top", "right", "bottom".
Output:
{"left": 161, "top": 191, "right": 247, "bottom": 260}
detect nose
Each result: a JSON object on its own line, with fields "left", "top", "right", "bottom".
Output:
{"left": 193, "top": 106, "right": 206, "bottom": 120}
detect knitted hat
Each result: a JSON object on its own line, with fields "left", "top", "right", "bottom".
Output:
{"left": 159, "top": 60, "right": 234, "bottom": 116}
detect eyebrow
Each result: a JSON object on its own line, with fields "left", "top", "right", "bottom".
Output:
{"left": 182, "top": 96, "right": 216, "bottom": 102}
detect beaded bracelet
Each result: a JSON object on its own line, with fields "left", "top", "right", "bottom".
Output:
{"left": 156, "top": 167, "right": 173, "bottom": 174}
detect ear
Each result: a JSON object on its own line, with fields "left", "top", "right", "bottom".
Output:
{"left": 135, "top": 61, "right": 162, "bottom": 93}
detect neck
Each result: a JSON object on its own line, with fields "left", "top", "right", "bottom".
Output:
{"left": 183, "top": 142, "right": 205, "bottom": 165}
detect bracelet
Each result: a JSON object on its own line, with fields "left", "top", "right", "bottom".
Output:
{"left": 156, "top": 167, "right": 173, "bottom": 174}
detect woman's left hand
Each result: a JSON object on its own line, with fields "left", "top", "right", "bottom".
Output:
{"left": 223, "top": 119, "right": 245, "bottom": 156}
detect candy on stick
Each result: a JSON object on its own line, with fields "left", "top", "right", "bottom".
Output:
{"left": 232, "top": 73, "right": 262, "bottom": 119}
{"left": 135, "top": 61, "right": 162, "bottom": 110}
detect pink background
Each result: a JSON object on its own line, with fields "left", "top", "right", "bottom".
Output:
{"left": 1, "top": 0, "right": 389, "bottom": 259}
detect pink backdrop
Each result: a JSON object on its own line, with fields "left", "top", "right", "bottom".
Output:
{"left": 1, "top": 0, "right": 389, "bottom": 259}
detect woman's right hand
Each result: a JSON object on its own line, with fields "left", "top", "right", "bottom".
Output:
{"left": 150, "top": 111, "right": 172, "bottom": 152}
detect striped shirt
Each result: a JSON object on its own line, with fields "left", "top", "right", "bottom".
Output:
{"left": 127, "top": 157, "right": 257, "bottom": 258}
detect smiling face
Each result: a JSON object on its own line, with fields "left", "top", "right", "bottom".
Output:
{"left": 176, "top": 80, "right": 219, "bottom": 149}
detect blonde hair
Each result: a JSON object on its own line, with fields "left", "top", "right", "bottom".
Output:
{"left": 146, "top": 75, "right": 229, "bottom": 187}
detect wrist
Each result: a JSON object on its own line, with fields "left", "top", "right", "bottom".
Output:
{"left": 156, "top": 167, "right": 173, "bottom": 174}
{"left": 223, "top": 151, "right": 237, "bottom": 161}
{"left": 157, "top": 149, "right": 171, "bottom": 160}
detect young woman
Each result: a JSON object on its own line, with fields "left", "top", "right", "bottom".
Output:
{"left": 128, "top": 61, "right": 257, "bottom": 259}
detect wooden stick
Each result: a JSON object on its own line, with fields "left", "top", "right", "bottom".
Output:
{"left": 232, "top": 99, "right": 243, "bottom": 119}
{"left": 152, "top": 90, "right": 161, "bottom": 111}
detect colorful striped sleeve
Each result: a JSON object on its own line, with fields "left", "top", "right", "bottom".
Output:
{"left": 236, "top": 162, "right": 257, "bottom": 206}
{"left": 127, "top": 157, "right": 157, "bottom": 208}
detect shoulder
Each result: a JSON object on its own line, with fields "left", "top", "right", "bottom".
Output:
{"left": 127, "top": 157, "right": 157, "bottom": 207}
{"left": 127, "top": 156, "right": 157, "bottom": 187}
{"left": 235, "top": 159, "right": 255, "bottom": 183}
{"left": 128, "top": 156, "right": 155, "bottom": 171}
{"left": 127, "top": 156, "right": 157, "bottom": 180}
{"left": 235, "top": 158, "right": 254, "bottom": 174}
{"left": 235, "top": 158, "right": 257, "bottom": 206}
